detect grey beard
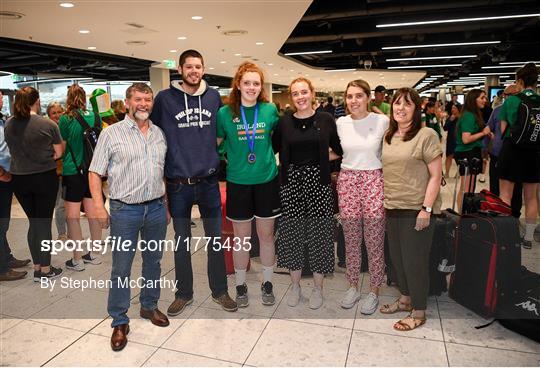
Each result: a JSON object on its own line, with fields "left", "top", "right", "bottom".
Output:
{"left": 134, "top": 110, "right": 149, "bottom": 121}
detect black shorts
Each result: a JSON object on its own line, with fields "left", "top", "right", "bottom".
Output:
{"left": 226, "top": 176, "right": 281, "bottom": 221}
{"left": 62, "top": 174, "right": 92, "bottom": 202}
{"left": 498, "top": 139, "right": 540, "bottom": 183}
{"left": 454, "top": 147, "right": 483, "bottom": 176}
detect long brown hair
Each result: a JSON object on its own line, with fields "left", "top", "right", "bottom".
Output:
{"left": 65, "top": 84, "right": 87, "bottom": 117}
{"left": 462, "top": 89, "right": 485, "bottom": 130}
{"left": 344, "top": 79, "right": 371, "bottom": 114}
{"left": 228, "top": 61, "right": 268, "bottom": 117}
{"left": 384, "top": 87, "right": 423, "bottom": 144}
{"left": 13, "top": 86, "right": 39, "bottom": 120}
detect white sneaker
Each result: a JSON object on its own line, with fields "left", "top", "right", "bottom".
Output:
{"left": 287, "top": 284, "right": 301, "bottom": 307}
{"left": 309, "top": 287, "right": 323, "bottom": 310}
{"left": 360, "top": 292, "right": 379, "bottom": 315}
{"left": 65, "top": 258, "right": 85, "bottom": 271}
{"left": 341, "top": 286, "right": 361, "bottom": 309}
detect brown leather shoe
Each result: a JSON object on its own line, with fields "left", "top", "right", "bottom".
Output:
{"left": 140, "top": 308, "right": 170, "bottom": 327}
{"left": 110, "top": 324, "right": 129, "bottom": 351}
{"left": 7, "top": 258, "right": 31, "bottom": 269}
{"left": 0, "top": 269, "right": 27, "bottom": 281}
{"left": 167, "top": 297, "right": 193, "bottom": 316}
{"left": 212, "top": 292, "right": 238, "bottom": 312}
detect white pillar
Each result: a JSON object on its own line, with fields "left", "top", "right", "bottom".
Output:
{"left": 265, "top": 82, "right": 273, "bottom": 102}
{"left": 149, "top": 66, "right": 170, "bottom": 94}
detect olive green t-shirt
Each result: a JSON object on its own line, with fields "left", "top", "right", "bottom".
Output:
{"left": 216, "top": 102, "right": 279, "bottom": 185}
{"left": 369, "top": 101, "right": 391, "bottom": 116}
{"left": 382, "top": 127, "right": 443, "bottom": 213}
{"left": 499, "top": 89, "right": 538, "bottom": 138}
{"left": 455, "top": 111, "right": 484, "bottom": 152}
{"left": 59, "top": 109, "right": 101, "bottom": 175}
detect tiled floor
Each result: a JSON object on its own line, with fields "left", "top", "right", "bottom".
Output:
{"left": 1, "top": 171, "right": 539, "bottom": 366}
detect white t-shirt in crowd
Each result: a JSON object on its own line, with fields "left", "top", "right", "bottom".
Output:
{"left": 336, "top": 113, "right": 390, "bottom": 170}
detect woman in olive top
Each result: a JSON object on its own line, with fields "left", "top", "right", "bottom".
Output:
{"left": 454, "top": 89, "right": 492, "bottom": 213}
{"left": 4, "top": 87, "right": 64, "bottom": 280}
{"left": 217, "top": 62, "right": 280, "bottom": 307}
{"left": 380, "top": 87, "right": 442, "bottom": 331}
{"left": 59, "top": 84, "right": 103, "bottom": 271}
{"left": 273, "top": 77, "right": 342, "bottom": 309}
{"left": 498, "top": 63, "right": 540, "bottom": 249}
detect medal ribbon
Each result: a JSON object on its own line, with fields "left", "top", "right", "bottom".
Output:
{"left": 240, "top": 104, "right": 258, "bottom": 156}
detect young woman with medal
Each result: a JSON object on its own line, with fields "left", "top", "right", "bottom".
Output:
{"left": 272, "top": 77, "right": 342, "bottom": 309}
{"left": 217, "top": 61, "right": 280, "bottom": 307}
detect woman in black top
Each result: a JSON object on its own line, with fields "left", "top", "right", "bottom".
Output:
{"left": 273, "top": 77, "right": 342, "bottom": 309}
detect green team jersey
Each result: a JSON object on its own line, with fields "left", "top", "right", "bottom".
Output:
{"left": 59, "top": 109, "right": 101, "bottom": 175}
{"left": 216, "top": 102, "right": 279, "bottom": 185}
{"left": 499, "top": 89, "right": 539, "bottom": 138}
{"left": 455, "top": 111, "right": 484, "bottom": 152}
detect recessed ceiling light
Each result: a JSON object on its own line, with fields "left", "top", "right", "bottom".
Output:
{"left": 273, "top": 73, "right": 278, "bottom": 76}
{"left": 191, "top": 16, "right": 203, "bottom": 20}
{"left": 234, "top": 53, "right": 241, "bottom": 56}
{"left": 220, "top": 61, "right": 226, "bottom": 64}
{"left": 382, "top": 41, "right": 500, "bottom": 50}
{"left": 209, "top": 67, "right": 215, "bottom": 70}
{"left": 60, "top": 2, "right": 74, "bottom": 7}
{"left": 177, "top": 36, "right": 187, "bottom": 40}
{"left": 289, "top": 69, "right": 294, "bottom": 72}
{"left": 169, "top": 49, "right": 177, "bottom": 53}
{"left": 377, "top": 13, "right": 540, "bottom": 28}
{"left": 255, "top": 42, "right": 264, "bottom": 46}
{"left": 87, "top": 46, "right": 96, "bottom": 50}
{"left": 268, "top": 63, "right": 273, "bottom": 66}
{"left": 79, "top": 29, "right": 90, "bottom": 34}
{"left": 324, "top": 68, "right": 356, "bottom": 72}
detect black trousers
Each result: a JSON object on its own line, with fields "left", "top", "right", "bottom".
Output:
{"left": 489, "top": 154, "right": 522, "bottom": 218}
{"left": 11, "top": 170, "right": 58, "bottom": 267}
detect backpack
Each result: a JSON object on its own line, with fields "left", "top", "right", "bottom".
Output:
{"left": 67, "top": 111, "right": 101, "bottom": 175}
{"left": 508, "top": 93, "right": 540, "bottom": 150}
{"left": 463, "top": 189, "right": 512, "bottom": 216}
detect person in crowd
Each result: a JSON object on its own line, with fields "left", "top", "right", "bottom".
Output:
{"left": 453, "top": 89, "right": 492, "bottom": 213}
{"left": 498, "top": 62, "right": 540, "bottom": 249}
{"left": 90, "top": 89, "right": 118, "bottom": 127}
{"left": 323, "top": 96, "right": 336, "bottom": 116}
{"left": 485, "top": 84, "right": 523, "bottom": 218}
{"left": 4, "top": 87, "right": 64, "bottom": 280}
{"left": 149, "top": 49, "right": 237, "bottom": 316}
{"left": 492, "top": 89, "right": 504, "bottom": 109}
{"left": 422, "top": 101, "right": 442, "bottom": 140}
{"left": 336, "top": 79, "right": 389, "bottom": 314}
{"left": 216, "top": 61, "right": 280, "bottom": 307}
{"left": 334, "top": 98, "right": 346, "bottom": 119}
{"left": 380, "top": 87, "right": 442, "bottom": 331}
{"left": 111, "top": 99, "right": 126, "bottom": 121}
{"left": 445, "top": 93, "right": 461, "bottom": 115}
{"left": 0, "top": 90, "right": 31, "bottom": 281}
{"left": 478, "top": 103, "right": 493, "bottom": 183}
{"left": 443, "top": 104, "right": 460, "bottom": 178}
{"left": 59, "top": 84, "right": 103, "bottom": 271}
{"left": 369, "top": 85, "right": 390, "bottom": 116}
{"left": 46, "top": 102, "right": 68, "bottom": 241}
{"left": 273, "top": 77, "right": 342, "bottom": 309}
{"left": 89, "top": 82, "right": 169, "bottom": 351}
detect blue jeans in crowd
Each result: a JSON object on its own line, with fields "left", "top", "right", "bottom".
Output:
{"left": 107, "top": 198, "right": 167, "bottom": 327}
{"left": 166, "top": 175, "right": 228, "bottom": 300}
{"left": 0, "top": 180, "right": 15, "bottom": 274}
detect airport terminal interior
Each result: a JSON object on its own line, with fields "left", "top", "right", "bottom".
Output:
{"left": 1, "top": 0, "right": 540, "bottom": 366}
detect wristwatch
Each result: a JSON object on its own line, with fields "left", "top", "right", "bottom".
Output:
{"left": 421, "top": 205, "right": 432, "bottom": 213}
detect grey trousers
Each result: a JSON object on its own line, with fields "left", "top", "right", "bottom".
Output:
{"left": 386, "top": 209, "right": 435, "bottom": 310}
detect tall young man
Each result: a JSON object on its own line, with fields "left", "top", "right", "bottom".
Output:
{"left": 150, "top": 49, "right": 237, "bottom": 316}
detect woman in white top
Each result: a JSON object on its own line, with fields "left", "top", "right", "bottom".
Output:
{"left": 336, "top": 79, "right": 389, "bottom": 314}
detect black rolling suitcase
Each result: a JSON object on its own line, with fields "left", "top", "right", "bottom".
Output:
{"left": 449, "top": 158, "right": 522, "bottom": 318}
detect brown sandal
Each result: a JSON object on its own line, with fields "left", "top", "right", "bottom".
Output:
{"left": 379, "top": 299, "right": 413, "bottom": 314}
{"left": 393, "top": 315, "right": 426, "bottom": 331}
